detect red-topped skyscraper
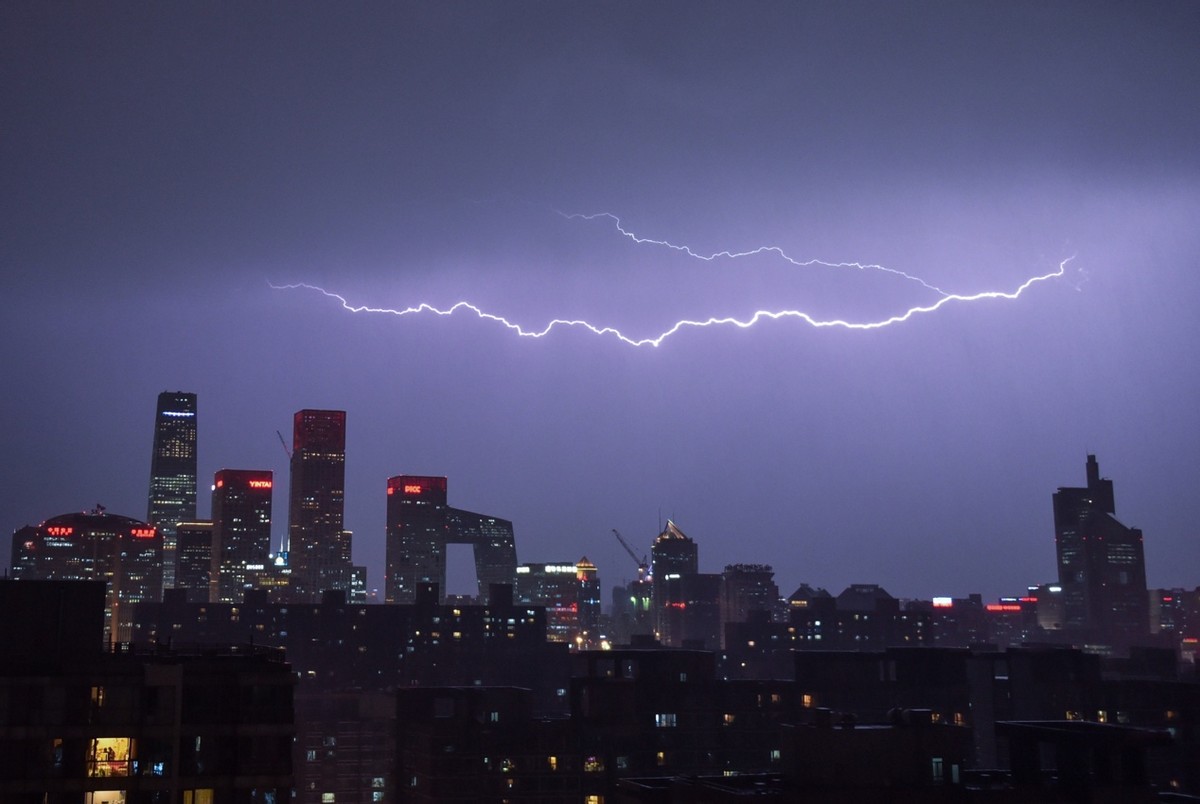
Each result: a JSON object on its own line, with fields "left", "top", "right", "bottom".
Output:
{"left": 211, "top": 469, "right": 273, "bottom": 603}
{"left": 385, "top": 475, "right": 516, "bottom": 604}
{"left": 286, "top": 409, "right": 349, "bottom": 602}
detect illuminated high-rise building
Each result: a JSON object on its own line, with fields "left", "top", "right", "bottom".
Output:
{"left": 1053, "top": 454, "right": 1149, "bottom": 645}
{"left": 651, "top": 519, "right": 697, "bottom": 641}
{"left": 146, "top": 391, "right": 197, "bottom": 590}
{"left": 286, "top": 409, "right": 349, "bottom": 602}
{"left": 10, "top": 508, "right": 161, "bottom": 643}
{"left": 513, "top": 557, "right": 602, "bottom": 647}
{"left": 211, "top": 469, "right": 273, "bottom": 603}
{"left": 385, "top": 475, "right": 517, "bottom": 604}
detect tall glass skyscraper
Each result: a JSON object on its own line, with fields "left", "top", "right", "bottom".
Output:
{"left": 286, "top": 409, "right": 348, "bottom": 602}
{"left": 147, "top": 391, "right": 197, "bottom": 590}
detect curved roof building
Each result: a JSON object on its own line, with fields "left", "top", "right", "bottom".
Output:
{"left": 11, "top": 507, "right": 161, "bottom": 644}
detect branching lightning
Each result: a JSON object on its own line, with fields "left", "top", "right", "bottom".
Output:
{"left": 271, "top": 214, "right": 1074, "bottom": 348}
{"left": 557, "top": 211, "right": 951, "bottom": 296}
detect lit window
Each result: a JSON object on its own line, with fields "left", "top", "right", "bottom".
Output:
{"left": 584, "top": 755, "right": 605, "bottom": 772}
{"left": 322, "top": 795, "right": 335, "bottom": 803}
{"left": 802, "top": 693, "right": 814, "bottom": 708}
{"left": 722, "top": 713, "right": 735, "bottom": 726}
{"left": 655, "top": 713, "right": 678, "bottom": 728}
{"left": 656, "top": 751, "right": 667, "bottom": 767}
{"left": 88, "top": 737, "right": 132, "bottom": 778}
{"left": 547, "top": 756, "right": 558, "bottom": 771}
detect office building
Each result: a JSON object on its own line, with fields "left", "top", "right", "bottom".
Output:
{"left": 10, "top": 508, "right": 161, "bottom": 644}
{"left": 211, "top": 469, "right": 273, "bottom": 603}
{"left": 146, "top": 391, "right": 197, "bottom": 589}
{"left": 515, "top": 557, "right": 602, "bottom": 647}
{"left": 651, "top": 520, "right": 698, "bottom": 641}
{"left": 721, "top": 564, "right": 780, "bottom": 646}
{"left": 175, "top": 520, "right": 213, "bottom": 603}
{"left": 286, "top": 409, "right": 350, "bottom": 602}
{"left": 1053, "top": 455, "right": 1149, "bottom": 646}
{"left": 385, "top": 475, "right": 517, "bottom": 604}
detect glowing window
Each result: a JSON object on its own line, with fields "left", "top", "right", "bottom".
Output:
{"left": 88, "top": 737, "right": 132, "bottom": 778}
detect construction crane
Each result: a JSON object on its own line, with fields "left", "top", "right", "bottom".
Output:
{"left": 612, "top": 529, "right": 649, "bottom": 582}
{"left": 276, "top": 430, "right": 292, "bottom": 460}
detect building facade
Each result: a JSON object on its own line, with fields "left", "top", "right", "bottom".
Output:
{"left": 384, "top": 475, "right": 517, "bottom": 604}
{"left": 175, "top": 520, "right": 213, "bottom": 603}
{"left": 286, "top": 409, "right": 350, "bottom": 602}
{"left": 10, "top": 509, "right": 161, "bottom": 644}
{"left": 1053, "top": 455, "right": 1149, "bottom": 647}
{"left": 146, "top": 391, "right": 197, "bottom": 590}
{"left": 211, "top": 469, "right": 273, "bottom": 603}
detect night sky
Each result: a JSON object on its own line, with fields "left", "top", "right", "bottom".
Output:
{"left": 4, "top": 3, "right": 1198, "bottom": 604}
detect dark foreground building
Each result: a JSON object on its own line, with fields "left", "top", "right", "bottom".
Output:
{"left": 0, "top": 580, "right": 294, "bottom": 804}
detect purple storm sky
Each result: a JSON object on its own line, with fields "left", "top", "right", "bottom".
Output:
{"left": 3, "top": 3, "right": 1198, "bottom": 604}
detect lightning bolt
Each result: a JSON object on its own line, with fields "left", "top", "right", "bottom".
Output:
{"left": 558, "top": 211, "right": 951, "bottom": 296}
{"left": 272, "top": 213, "right": 1073, "bottom": 347}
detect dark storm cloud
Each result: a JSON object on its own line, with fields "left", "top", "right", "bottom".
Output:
{"left": 2, "top": 2, "right": 1198, "bottom": 600}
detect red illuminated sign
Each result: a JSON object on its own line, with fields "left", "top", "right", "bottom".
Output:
{"left": 248, "top": 480, "right": 272, "bottom": 489}
{"left": 986, "top": 604, "right": 1022, "bottom": 613}
{"left": 130, "top": 528, "right": 156, "bottom": 539}
{"left": 403, "top": 484, "right": 422, "bottom": 494}
{"left": 216, "top": 479, "right": 224, "bottom": 488}
{"left": 387, "top": 486, "right": 395, "bottom": 495}
{"left": 46, "top": 526, "right": 73, "bottom": 536}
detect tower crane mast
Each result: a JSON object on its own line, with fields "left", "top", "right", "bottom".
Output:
{"left": 612, "top": 529, "right": 650, "bottom": 582}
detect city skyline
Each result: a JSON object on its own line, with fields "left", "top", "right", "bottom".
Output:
{"left": 2, "top": 3, "right": 1198, "bottom": 603}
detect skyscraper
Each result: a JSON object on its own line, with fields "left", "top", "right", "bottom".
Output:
{"left": 650, "top": 519, "right": 698, "bottom": 642}
{"left": 211, "top": 469, "right": 273, "bottom": 603}
{"left": 385, "top": 475, "right": 517, "bottom": 604}
{"left": 1053, "top": 454, "right": 1149, "bottom": 646}
{"left": 286, "top": 409, "right": 349, "bottom": 602}
{"left": 175, "top": 520, "right": 214, "bottom": 603}
{"left": 147, "top": 391, "right": 197, "bottom": 590}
